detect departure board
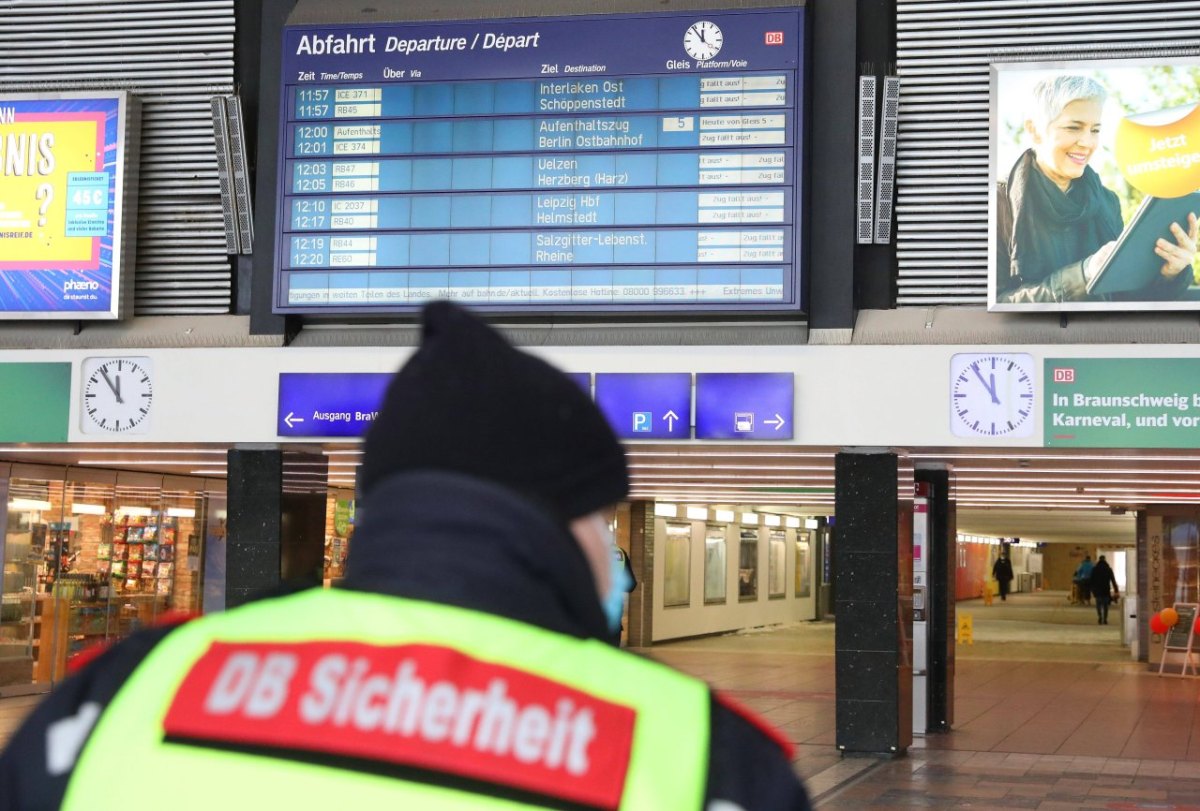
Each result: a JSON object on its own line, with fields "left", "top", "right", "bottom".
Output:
{"left": 276, "top": 8, "right": 805, "bottom": 314}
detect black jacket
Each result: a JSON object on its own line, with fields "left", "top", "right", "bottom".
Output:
{"left": 992, "top": 557, "right": 1013, "bottom": 584}
{"left": 0, "top": 471, "right": 810, "bottom": 810}
{"left": 1090, "top": 560, "right": 1119, "bottom": 601}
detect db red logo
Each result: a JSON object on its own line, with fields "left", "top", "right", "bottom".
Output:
{"left": 764, "top": 31, "right": 784, "bottom": 45}
{"left": 1053, "top": 368, "right": 1075, "bottom": 383}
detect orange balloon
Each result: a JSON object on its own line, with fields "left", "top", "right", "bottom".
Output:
{"left": 1162, "top": 607, "right": 1180, "bottom": 627}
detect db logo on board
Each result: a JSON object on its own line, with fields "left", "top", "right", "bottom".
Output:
{"left": 1053, "top": 368, "right": 1075, "bottom": 383}
{"left": 764, "top": 31, "right": 784, "bottom": 45}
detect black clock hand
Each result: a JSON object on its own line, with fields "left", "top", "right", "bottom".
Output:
{"left": 114, "top": 373, "right": 123, "bottom": 404}
{"left": 970, "top": 364, "right": 999, "bottom": 404}
{"left": 99, "top": 368, "right": 121, "bottom": 401}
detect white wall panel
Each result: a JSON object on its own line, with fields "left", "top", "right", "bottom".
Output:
{"left": 2, "top": 342, "right": 1200, "bottom": 448}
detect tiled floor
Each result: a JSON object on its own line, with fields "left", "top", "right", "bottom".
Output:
{"left": 3, "top": 592, "right": 1200, "bottom": 809}
{"left": 816, "top": 749, "right": 1200, "bottom": 810}
{"left": 0, "top": 695, "right": 39, "bottom": 748}
{"left": 648, "top": 593, "right": 1200, "bottom": 808}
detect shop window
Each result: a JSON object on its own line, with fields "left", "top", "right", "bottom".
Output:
{"left": 768, "top": 530, "right": 786, "bottom": 598}
{"left": 1165, "top": 518, "right": 1200, "bottom": 604}
{"left": 160, "top": 488, "right": 205, "bottom": 615}
{"left": 2, "top": 477, "right": 64, "bottom": 688}
{"left": 664, "top": 523, "right": 691, "bottom": 607}
{"left": 324, "top": 493, "right": 355, "bottom": 586}
{"left": 703, "top": 526, "right": 727, "bottom": 604}
{"left": 738, "top": 529, "right": 758, "bottom": 601}
{"left": 795, "top": 532, "right": 812, "bottom": 598}
{"left": 2, "top": 468, "right": 214, "bottom": 692}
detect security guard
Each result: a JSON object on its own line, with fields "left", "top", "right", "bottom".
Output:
{"left": 0, "top": 302, "right": 810, "bottom": 810}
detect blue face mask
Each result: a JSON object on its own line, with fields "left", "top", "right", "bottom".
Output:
{"left": 594, "top": 517, "right": 632, "bottom": 633}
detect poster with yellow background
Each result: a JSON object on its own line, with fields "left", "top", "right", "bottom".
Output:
{"left": 0, "top": 117, "right": 106, "bottom": 264}
{"left": 0, "top": 93, "right": 132, "bottom": 318}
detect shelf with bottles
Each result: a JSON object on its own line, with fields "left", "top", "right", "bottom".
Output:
{"left": 38, "top": 523, "right": 78, "bottom": 594}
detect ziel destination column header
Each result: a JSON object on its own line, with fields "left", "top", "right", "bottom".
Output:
{"left": 276, "top": 8, "right": 805, "bottom": 315}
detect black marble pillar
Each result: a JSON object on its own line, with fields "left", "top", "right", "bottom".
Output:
{"left": 226, "top": 447, "right": 327, "bottom": 608}
{"left": 627, "top": 501, "right": 654, "bottom": 647}
{"left": 916, "top": 466, "right": 955, "bottom": 733}
{"left": 834, "top": 450, "right": 913, "bottom": 757}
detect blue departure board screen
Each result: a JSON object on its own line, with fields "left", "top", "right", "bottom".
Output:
{"left": 275, "top": 7, "right": 806, "bottom": 314}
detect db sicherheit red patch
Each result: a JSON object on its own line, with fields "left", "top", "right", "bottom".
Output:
{"left": 163, "top": 641, "right": 636, "bottom": 809}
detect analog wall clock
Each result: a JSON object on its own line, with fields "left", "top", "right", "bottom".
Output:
{"left": 81, "top": 356, "right": 154, "bottom": 435}
{"left": 683, "top": 20, "right": 723, "bottom": 61}
{"left": 949, "top": 353, "right": 1036, "bottom": 438}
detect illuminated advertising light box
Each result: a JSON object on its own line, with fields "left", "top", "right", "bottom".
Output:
{"left": 0, "top": 91, "right": 139, "bottom": 320}
{"left": 274, "top": 7, "right": 806, "bottom": 315}
{"left": 989, "top": 58, "right": 1200, "bottom": 312}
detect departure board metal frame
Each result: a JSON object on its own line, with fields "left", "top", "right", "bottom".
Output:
{"left": 275, "top": 7, "right": 807, "bottom": 315}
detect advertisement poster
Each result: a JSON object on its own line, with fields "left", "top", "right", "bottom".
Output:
{"left": 0, "top": 92, "right": 137, "bottom": 319}
{"left": 1044, "top": 358, "right": 1200, "bottom": 448}
{"left": 989, "top": 59, "right": 1200, "bottom": 311}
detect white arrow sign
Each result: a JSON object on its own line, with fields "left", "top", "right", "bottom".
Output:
{"left": 764, "top": 413, "right": 786, "bottom": 431}
{"left": 663, "top": 410, "right": 679, "bottom": 431}
{"left": 284, "top": 411, "right": 305, "bottom": 429}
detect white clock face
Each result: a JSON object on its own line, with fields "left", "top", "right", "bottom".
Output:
{"left": 683, "top": 20, "right": 723, "bottom": 61}
{"left": 81, "top": 357, "right": 154, "bottom": 434}
{"left": 950, "top": 353, "right": 1036, "bottom": 438}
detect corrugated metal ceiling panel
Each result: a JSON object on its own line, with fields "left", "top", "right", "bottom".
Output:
{"left": 896, "top": 3, "right": 1200, "bottom": 305}
{"left": 0, "top": 0, "right": 234, "bottom": 315}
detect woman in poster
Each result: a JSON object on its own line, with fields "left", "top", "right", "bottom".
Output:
{"left": 995, "top": 74, "right": 1199, "bottom": 303}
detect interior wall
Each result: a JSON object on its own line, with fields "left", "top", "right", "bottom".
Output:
{"left": 651, "top": 515, "right": 816, "bottom": 642}
{"left": 955, "top": 543, "right": 990, "bottom": 600}
{"left": 1043, "top": 543, "right": 1099, "bottom": 593}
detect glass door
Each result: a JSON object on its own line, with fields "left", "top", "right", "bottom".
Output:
{"left": 2, "top": 474, "right": 66, "bottom": 693}
{"left": 108, "top": 484, "right": 168, "bottom": 640}
{"left": 59, "top": 477, "right": 117, "bottom": 671}
{"left": 159, "top": 487, "right": 206, "bottom": 616}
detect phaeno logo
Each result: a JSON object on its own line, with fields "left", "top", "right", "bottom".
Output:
{"left": 63, "top": 280, "right": 100, "bottom": 292}
{"left": 164, "top": 641, "right": 636, "bottom": 808}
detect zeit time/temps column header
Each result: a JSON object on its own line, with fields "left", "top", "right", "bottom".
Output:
{"left": 274, "top": 8, "right": 806, "bottom": 315}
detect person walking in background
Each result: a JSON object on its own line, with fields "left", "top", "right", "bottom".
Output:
{"left": 992, "top": 552, "right": 1014, "bottom": 602}
{"left": 1090, "top": 554, "right": 1120, "bottom": 625}
{"left": 1074, "top": 554, "right": 1095, "bottom": 606}
{"left": 0, "top": 301, "right": 810, "bottom": 810}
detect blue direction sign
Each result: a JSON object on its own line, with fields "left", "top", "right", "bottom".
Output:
{"left": 594, "top": 373, "right": 690, "bottom": 439}
{"left": 695, "top": 373, "right": 793, "bottom": 439}
{"left": 566, "top": 372, "right": 591, "bottom": 393}
{"left": 278, "top": 373, "right": 392, "bottom": 437}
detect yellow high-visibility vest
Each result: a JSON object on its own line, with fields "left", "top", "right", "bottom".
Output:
{"left": 64, "top": 588, "right": 709, "bottom": 810}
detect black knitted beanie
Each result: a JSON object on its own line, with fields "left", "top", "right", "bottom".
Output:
{"left": 358, "top": 301, "right": 629, "bottom": 522}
